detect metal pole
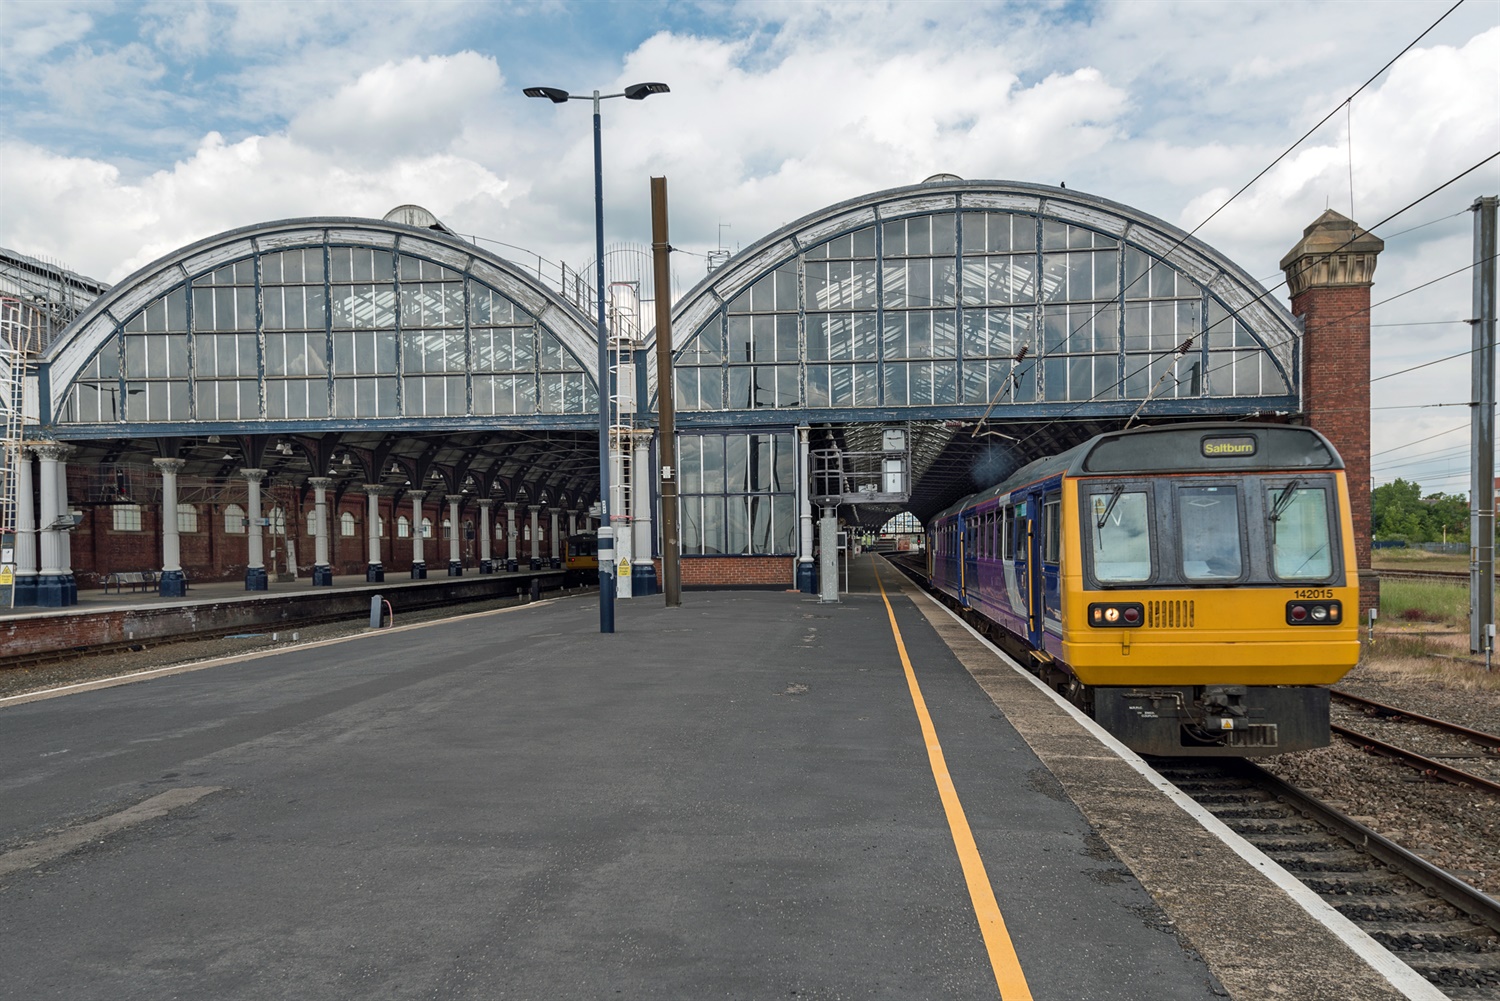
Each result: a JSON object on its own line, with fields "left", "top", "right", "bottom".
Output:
{"left": 594, "top": 91, "right": 615, "bottom": 633}
{"left": 1471, "top": 195, "right": 1497, "bottom": 653}
{"left": 650, "top": 177, "right": 681, "bottom": 607}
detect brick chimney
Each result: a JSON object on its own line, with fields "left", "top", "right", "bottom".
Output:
{"left": 1280, "top": 209, "right": 1384, "bottom": 617}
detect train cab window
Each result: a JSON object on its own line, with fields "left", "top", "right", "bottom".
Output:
{"left": 1179, "top": 486, "right": 1243, "bottom": 581}
{"left": 1269, "top": 485, "right": 1333, "bottom": 580}
{"left": 1042, "top": 494, "right": 1061, "bottom": 563}
{"left": 1087, "top": 488, "right": 1152, "bottom": 582}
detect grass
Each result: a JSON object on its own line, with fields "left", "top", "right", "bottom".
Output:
{"left": 1363, "top": 576, "right": 1500, "bottom": 693}
{"left": 1378, "top": 579, "right": 1480, "bottom": 625}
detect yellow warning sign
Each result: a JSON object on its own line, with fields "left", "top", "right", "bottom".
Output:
{"left": 618, "top": 557, "right": 631, "bottom": 577}
{"left": 0, "top": 567, "right": 12, "bottom": 586}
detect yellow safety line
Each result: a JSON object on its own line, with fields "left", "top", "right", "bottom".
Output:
{"left": 874, "top": 559, "right": 1034, "bottom": 1001}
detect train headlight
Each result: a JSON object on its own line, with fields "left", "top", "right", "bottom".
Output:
{"left": 1088, "top": 602, "right": 1144, "bottom": 628}
{"left": 1286, "top": 599, "right": 1341, "bottom": 626}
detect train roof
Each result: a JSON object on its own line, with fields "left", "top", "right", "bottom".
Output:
{"left": 931, "top": 423, "right": 1343, "bottom": 523}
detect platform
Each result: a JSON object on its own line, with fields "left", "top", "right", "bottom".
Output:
{"left": 0, "top": 557, "right": 1427, "bottom": 999}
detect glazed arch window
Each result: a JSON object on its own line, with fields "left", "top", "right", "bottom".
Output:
{"left": 224, "top": 503, "right": 247, "bottom": 535}
{"left": 176, "top": 503, "right": 198, "bottom": 534}
{"left": 112, "top": 503, "right": 143, "bottom": 532}
{"left": 340, "top": 511, "right": 356, "bottom": 537}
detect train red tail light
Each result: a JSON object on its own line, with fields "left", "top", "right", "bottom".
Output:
{"left": 1286, "top": 600, "right": 1341, "bottom": 626}
{"left": 1089, "top": 602, "right": 1144, "bottom": 628}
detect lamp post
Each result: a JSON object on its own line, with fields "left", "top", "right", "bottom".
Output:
{"left": 524, "top": 81, "right": 669, "bottom": 634}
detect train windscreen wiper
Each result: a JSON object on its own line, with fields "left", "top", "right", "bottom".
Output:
{"left": 1095, "top": 485, "right": 1125, "bottom": 531}
{"left": 1268, "top": 478, "right": 1302, "bottom": 543}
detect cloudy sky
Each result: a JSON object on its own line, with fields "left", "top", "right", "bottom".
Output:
{"left": 1, "top": 0, "right": 1496, "bottom": 493}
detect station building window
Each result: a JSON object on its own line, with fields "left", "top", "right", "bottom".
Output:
{"left": 112, "top": 503, "right": 143, "bottom": 532}
{"left": 397, "top": 516, "right": 410, "bottom": 539}
{"left": 340, "top": 511, "right": 356, "bottom": 537}
{"left": 676, "top": 432, "right": 796, "bottom": 555}
{"left": 177, "top": 503, "right": 198, "bottom": 534}
{"left": 224, "top": 503, "right": 246, "bottom": 535}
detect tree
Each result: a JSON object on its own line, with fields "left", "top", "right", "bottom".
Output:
{"left": 1371, "top": 479, "right": 1469, "bottom": 543}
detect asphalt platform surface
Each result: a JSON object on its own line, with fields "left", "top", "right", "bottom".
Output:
{"left": 0, "top": 560, "right": 1226, "bottom": 1000}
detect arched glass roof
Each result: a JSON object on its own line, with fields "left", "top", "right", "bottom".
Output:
{"left": 655, "top": 179, "right": 1299, "bottom": 425}
{"left": 41, "top": 219, "right": 600, "bottom": 436}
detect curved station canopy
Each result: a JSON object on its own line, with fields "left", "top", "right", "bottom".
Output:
{"left": 32, "top": 178, "right": 1302, "bottom": 531}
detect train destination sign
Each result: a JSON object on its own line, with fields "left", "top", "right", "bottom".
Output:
{"left": 1201, "top": 436, "right": 1257, "bottom": 458}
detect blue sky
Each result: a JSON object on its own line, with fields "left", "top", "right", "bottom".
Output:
{"left": 2, "top": 0, "right": 1496, "bottom": 492}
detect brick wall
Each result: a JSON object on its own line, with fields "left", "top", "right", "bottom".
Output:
{"left": 1291, "top": 283, "right": 1379, "bottom": 617}
{"left": 59, "top": 490, "right": 550, "bottom": 588}
{"left": 671, "top": 556, "right": 794, "bottom": 589}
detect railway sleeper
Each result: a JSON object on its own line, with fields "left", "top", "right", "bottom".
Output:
{"left": 1366, "top": 922, "right": 1500, "bottom": 950}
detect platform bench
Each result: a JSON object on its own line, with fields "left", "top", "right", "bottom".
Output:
{"left": 105, "top": 571, "right": 158, "bottom": 594}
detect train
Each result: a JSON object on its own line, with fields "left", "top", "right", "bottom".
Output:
{"left": 564, "top": 531, "right": 599, "bottom": 580}
{"left": 926, "top": 422, "right": 1359, "bottom": 756}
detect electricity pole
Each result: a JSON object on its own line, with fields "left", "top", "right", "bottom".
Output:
{"left": 1471, "top": 195, "right": 1496, "bottom": 655}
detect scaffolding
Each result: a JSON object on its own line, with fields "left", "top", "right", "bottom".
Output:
{"left": 1, "top": 297, "right": 40, "bottom": 539}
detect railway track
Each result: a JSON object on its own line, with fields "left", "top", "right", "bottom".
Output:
{"left": 1158, "top": 758, "right": 1500, "bottom": 1000}
{"left": 1378, "top": 568, "right": 1470, "bottom": 583}
{"left": 1331, "top": 690, "right": 1500, "bottom": 795}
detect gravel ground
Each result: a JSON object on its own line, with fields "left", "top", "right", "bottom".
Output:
{"left": 0, "top": 588, "right": 579, "bottom": 701}
{"left": 1260, "top": 651, "right": 1500, "bottom": 898}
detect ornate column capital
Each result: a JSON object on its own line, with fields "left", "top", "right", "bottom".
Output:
{"left": 30, "top": 442, "right": 67, "bottom": 462}
{"left": 505, "top": 501, "right": 519, "bottom": 511}
{"left": 445, "top": 493, "right": 466, "bottom": 506}
{"left": 407, "top": 489, "right": 427, "bottom": 502}
{"left": 361, "top": 483, "right": 387, "bottom": 496}
{"left": 308, "top": 476, "right": 334, "bottom": 490}
{"left": 477, "top": 498, "right": 494, "bottom": 508}
{"left": 241, "top": 468, "right": 268, "bottom": 483}
{"left": 528, "top": 504, "right": 542, "bottom": 513}
{"left": 152, "top": 457, "right": 186, "bottom": 474}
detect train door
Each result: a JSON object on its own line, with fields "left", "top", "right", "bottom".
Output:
{"left": 960, "top": 509, "right": 978, "bottom": 607}
{"left": 1040, "top": 489, "right": 1063, "bottom": 637}
{"left": 1014, "top": 493, "right": 1043, "bottom": 648}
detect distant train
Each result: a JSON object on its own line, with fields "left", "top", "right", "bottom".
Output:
{"left": 564, "top": 532, "right": 599, "bottom": 580}
{"left": 927, "top": 423, "right": 1359, "bottom": 756}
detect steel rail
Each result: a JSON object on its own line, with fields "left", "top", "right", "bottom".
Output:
{"left": 1332, "top": 722, "right": 1500, "bottom": 796}
{"left": 1377, "top": 568, "right": 1468, "bottom": 582}
{"left": 1332, "top": 689, "right": 1500, "bottom": 749}
{"left": 1228, "top": 758, "right": 1500, "bottom": 932}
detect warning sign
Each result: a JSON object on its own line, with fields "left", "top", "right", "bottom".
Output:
{"left": 617, "top": 557, "right": 631, "bottom": 578}
{"left": 0, "top": 567, "right": 11, "bottom": 586}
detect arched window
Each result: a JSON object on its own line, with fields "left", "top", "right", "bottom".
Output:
{"left": 340, "top": 511, "right": 356, "bottom": 537}
{"left": 177, "top": 503, "right": 198, "bottom": 533}
{"left": 376, "top": 516, "right": 385, "bottom": 536}
{"left": 112, "top": 503, "right": 143, "bottom": 531}
{"left": 306, "top": 510, "right": 316, "bottom": 535}
{"left": 397, "top": 516, "right": 410, "bottom": 539}
{"left": 421, "top": 517, "right": 433, "bottom": 539}
{"left": 442, "top": 518, "right": 452, "bottom": 541}
{"left": 268, "top": 507, "right": 286, "bottom": 536}
{"left": 225, "top": 503, "right": 246, "bottom": 534}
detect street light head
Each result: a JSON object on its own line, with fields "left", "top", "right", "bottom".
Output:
{"left": 623, "top": 82, "right": 670, "bottom": 100}
{"left": 523, "top": 86, "right": 571, "bottom": 104}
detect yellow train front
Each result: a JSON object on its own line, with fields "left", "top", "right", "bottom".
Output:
{"left": 564, "top": 532, "right": 599, "bottom": 583}
{"left": 929, "top": 423, "right": 1359, "bottom": 756}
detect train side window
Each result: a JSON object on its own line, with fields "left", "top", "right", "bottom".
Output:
{"left": 1088, "top": 488, "right": 1152, "bottom": 582}
{"left": 1043, "top": 494, "right": 1061, "bottom": 563}
{"left": 1179, "top": 485, "right": 1244, "bottom": 580}
{"left": 1269, "top": 485, "right": 1333, "bottom": 580}
{"left": 1002, "top": 506, "right": 1015, "bottom": 559}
